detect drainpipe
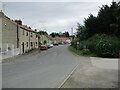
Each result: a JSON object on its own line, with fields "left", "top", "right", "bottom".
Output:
{"left": 29, "top": 31, "right": 30, "bottom": 50}
{"left": 38, "top": 33, "right": 39, "bottom": 48}
{"left": 17, "top": 23, "right": 19, "bottom": 48}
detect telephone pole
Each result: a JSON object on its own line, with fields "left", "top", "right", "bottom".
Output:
{"left": 71, "top": 28, "right": 74, "bottom": 40}
{"left": 71, "top": 28, "right": 73, "bottom": 36}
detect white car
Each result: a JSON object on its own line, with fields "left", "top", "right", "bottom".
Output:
{"left": 45, "top": 44, "right": 53, "bottom": 48}
{"left": 49, "top": 44, "right": 53, "bottom": 47}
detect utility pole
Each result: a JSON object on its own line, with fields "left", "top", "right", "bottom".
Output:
{"left": 71, "top": 28, "right": 74, "bottom": 40}
{"left": 71, "top": 28, "right": 73, "bottom": 36}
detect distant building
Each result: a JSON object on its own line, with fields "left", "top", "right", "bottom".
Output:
{"left": 40, "top": 35, "right": 53, "bottom": 45}
{"left": 56, "top": 37, "right": 72, "bottom": 43}
{"left": 0, "top": 11, "right": 40, "bottom": 56}
{"left": 52, "top": 37, "right": 72, "bottom": 44}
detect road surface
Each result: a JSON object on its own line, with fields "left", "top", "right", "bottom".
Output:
{"left": 2, "top": 45, "right": 80, "bottom": 88}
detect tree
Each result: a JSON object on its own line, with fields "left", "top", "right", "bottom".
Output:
{"left": 43, "top": 40, "right": 47, "bottom": 44}
{"left": 76, "top": 23, "right": 88, "bottom": 40}
{"left": 38, "top": 31, "right": 48, "bottom": 35}
{"left": 62, "top": 32, "right": 70, "bottom": 37}
{"left": 76, "top": 1, "right": 120, "bottom": 39}
{"left": 50, "top": 32, "right": 70, "bottom": 38}
{"left": 97, "top": 2, "right": 119, "bottom": 35}
{"left": 50, "top": 32, "right": 60, "bottom": 38}
{"left": 84, "top": 14, "right": 99, "bottom": 37}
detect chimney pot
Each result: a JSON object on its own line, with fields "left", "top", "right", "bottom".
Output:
{"left": 15, "top": 20, "right": 22, "bottom": 25}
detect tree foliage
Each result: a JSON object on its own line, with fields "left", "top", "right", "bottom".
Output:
{"left": 38, "top": 31, "right": 48, "bottom": 35}
{"left": 74, "top": 1, "right": 120, "bottom": 58}
{"left": 50, "top": 32, "right": 60, "bottom": 38}
{"left": 50, "top": 32, "right": 70, "bottom": 38}
{"left": 77, "top": 2, "right": 120, "bottom": 40}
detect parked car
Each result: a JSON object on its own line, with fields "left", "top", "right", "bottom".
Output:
{"left": 45, "top": 44, "right": 50, "bottom": 48}
{"left": 45, "top": 44, "right": 53, "bottom": 48}
{"left": 49, "top": 44, "right": 53, "bottom": 47}
{"left": 53, "top": 43, "right": 59, "bottom": 46}
{"left": 59, "top": 42, "right": 64, "bottom": 45}
{"left": 40, "top": 45, "right": 48, "bottom": 50}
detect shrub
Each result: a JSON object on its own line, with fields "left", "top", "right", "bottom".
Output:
{"left": 79, "top": 34, "right": 101, "bottom": 52}
{"left": 78, "top": 34, "right": 120, "bottom": 57}
{"left": 71, "top": 38, "right": 80, "bottom": 49}
{"left": 95, "top": 35, "right": 120, "bottom": 58}
{"left": 82, "top": 48, "right": 90, "bottom": 54}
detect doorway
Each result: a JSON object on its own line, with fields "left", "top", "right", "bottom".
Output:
{"left": 22, "top": 42, "right": 24, "bottom": 53}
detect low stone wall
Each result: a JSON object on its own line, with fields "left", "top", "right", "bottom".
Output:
{"left": 0, "top": 43, "right": 20, "bottom": 62}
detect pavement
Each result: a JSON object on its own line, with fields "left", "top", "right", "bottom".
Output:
{"left": 2, "top": 48, "right": 41, "bottom": 64}
{"left": 2, "top": 45, "right": 119, "bottom": 88}
{"left": 61, "top": 56, "right": 119, "bottom": 88}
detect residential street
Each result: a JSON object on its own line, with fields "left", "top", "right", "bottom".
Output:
{"left": 1, "top": 1, "right": 119, "bottom": 89}
{"left": 2, "top": 45, "right": 118, "bottom": 88}
{"left": 2, "top": 45, "right": 80, "bottom": 88}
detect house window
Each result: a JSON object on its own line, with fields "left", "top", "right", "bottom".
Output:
{"left": 31, "top": 32, "right": 33, "bottom": 37}
{"left": 23, "top": 30, "right": 24, "bottom": 35}
{"left": 36, "top": 34, "right": 38, "bottom": 38}
{"left": 26, "top": 32, "right": 28, "bottom": 36}
{"left": 31, "top": 42, "right": 33, "bottom": 47}
{"left": 26, "top": 42, "right": 28, "bottom": 47}
{"left": 36, "top": 42, "right": 37, "bottom": 46}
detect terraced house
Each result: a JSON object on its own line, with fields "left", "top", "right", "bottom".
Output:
{"left": 0, "top": 11, "right": 40, "bottom": 59}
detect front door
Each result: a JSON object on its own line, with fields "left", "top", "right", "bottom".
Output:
{"left": 22, "top": 42, "right": 24, "bottom": 53}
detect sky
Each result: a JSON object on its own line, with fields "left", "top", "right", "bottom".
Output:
{"left": 2, "top": 1, "right": 112, "bottom": 35}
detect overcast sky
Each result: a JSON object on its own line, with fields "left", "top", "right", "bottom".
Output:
{"left": 2, "top": 1, "right": 111, "bottom": 34}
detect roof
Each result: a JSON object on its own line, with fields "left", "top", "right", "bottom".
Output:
{"left": 4, "top": 16, "right": 37, "bottom": 33}
{"left": 46, "top": 35, "right": 52, "bottom": 38}
{"left": 4, "top": 17, "right": 19, "bottom": 26}
{"left": 20, "top": 25, "right": 36, "bottom": 33}
{"left": 46, "top": 35, "right": 53, "bottom": 40}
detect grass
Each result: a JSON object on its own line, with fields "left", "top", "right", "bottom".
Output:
{"left": 68, "top": 46, "right": 97, "bottom": 57}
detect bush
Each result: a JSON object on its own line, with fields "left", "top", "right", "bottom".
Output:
{"left": 95, "top": 35, "right": 120, "bottom": 58}
{"left": 77, "top": 34, "right": 120, "bottom": 58}
{"left": 82, "top": 48, "right": 90, "bottom": 54}
{"left": 71, "top": 38, "right": 80, "bottom": 49}
{"left": 79, "top": 34, "right": 100, "bottom": 52}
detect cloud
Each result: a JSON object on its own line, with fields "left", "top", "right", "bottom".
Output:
{"left": 2, "top": 0, "right": 112, "bottom": 2}
{"left": 43, "top": 18, "right": 76, "bottom": 27}
{"left": 3, "top": 2, "right": 111, "bottom": 34}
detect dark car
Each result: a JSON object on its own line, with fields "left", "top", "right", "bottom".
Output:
{"left": 53, "top": 43, "right": 59, "bottom": 46}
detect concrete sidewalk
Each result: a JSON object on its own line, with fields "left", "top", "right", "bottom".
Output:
{"left": 2, "top": 49, "right": 41, "bottom": 64}
{"left": 90, "top": 57, "right": 119, "bottom": 70}
{"left": 61, "top": 56, "right": 119, "bottom": 88}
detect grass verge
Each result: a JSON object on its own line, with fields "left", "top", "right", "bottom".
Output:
{"left": 68, "top": 46, "right": 97, "bottom": 57}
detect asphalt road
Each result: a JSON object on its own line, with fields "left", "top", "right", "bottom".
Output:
{"left": 2, "top": 45, "right": 80, "bottom": 88}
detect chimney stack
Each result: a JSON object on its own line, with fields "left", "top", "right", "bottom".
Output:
{"left": 35, "top": 29, "right": 37, "bottom": 31}
{"left": 0, "top": 10, "right": 4, "bottom": 17}
{"left": 15, "top": 19, "right": 22, "bottom": 25}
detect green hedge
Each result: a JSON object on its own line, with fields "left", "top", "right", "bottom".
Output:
{"left": 75, "top": 34, "right": 120, "bottom": 58}
{"left": 95, "top": 35, "right": 120, "bottom": 57}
